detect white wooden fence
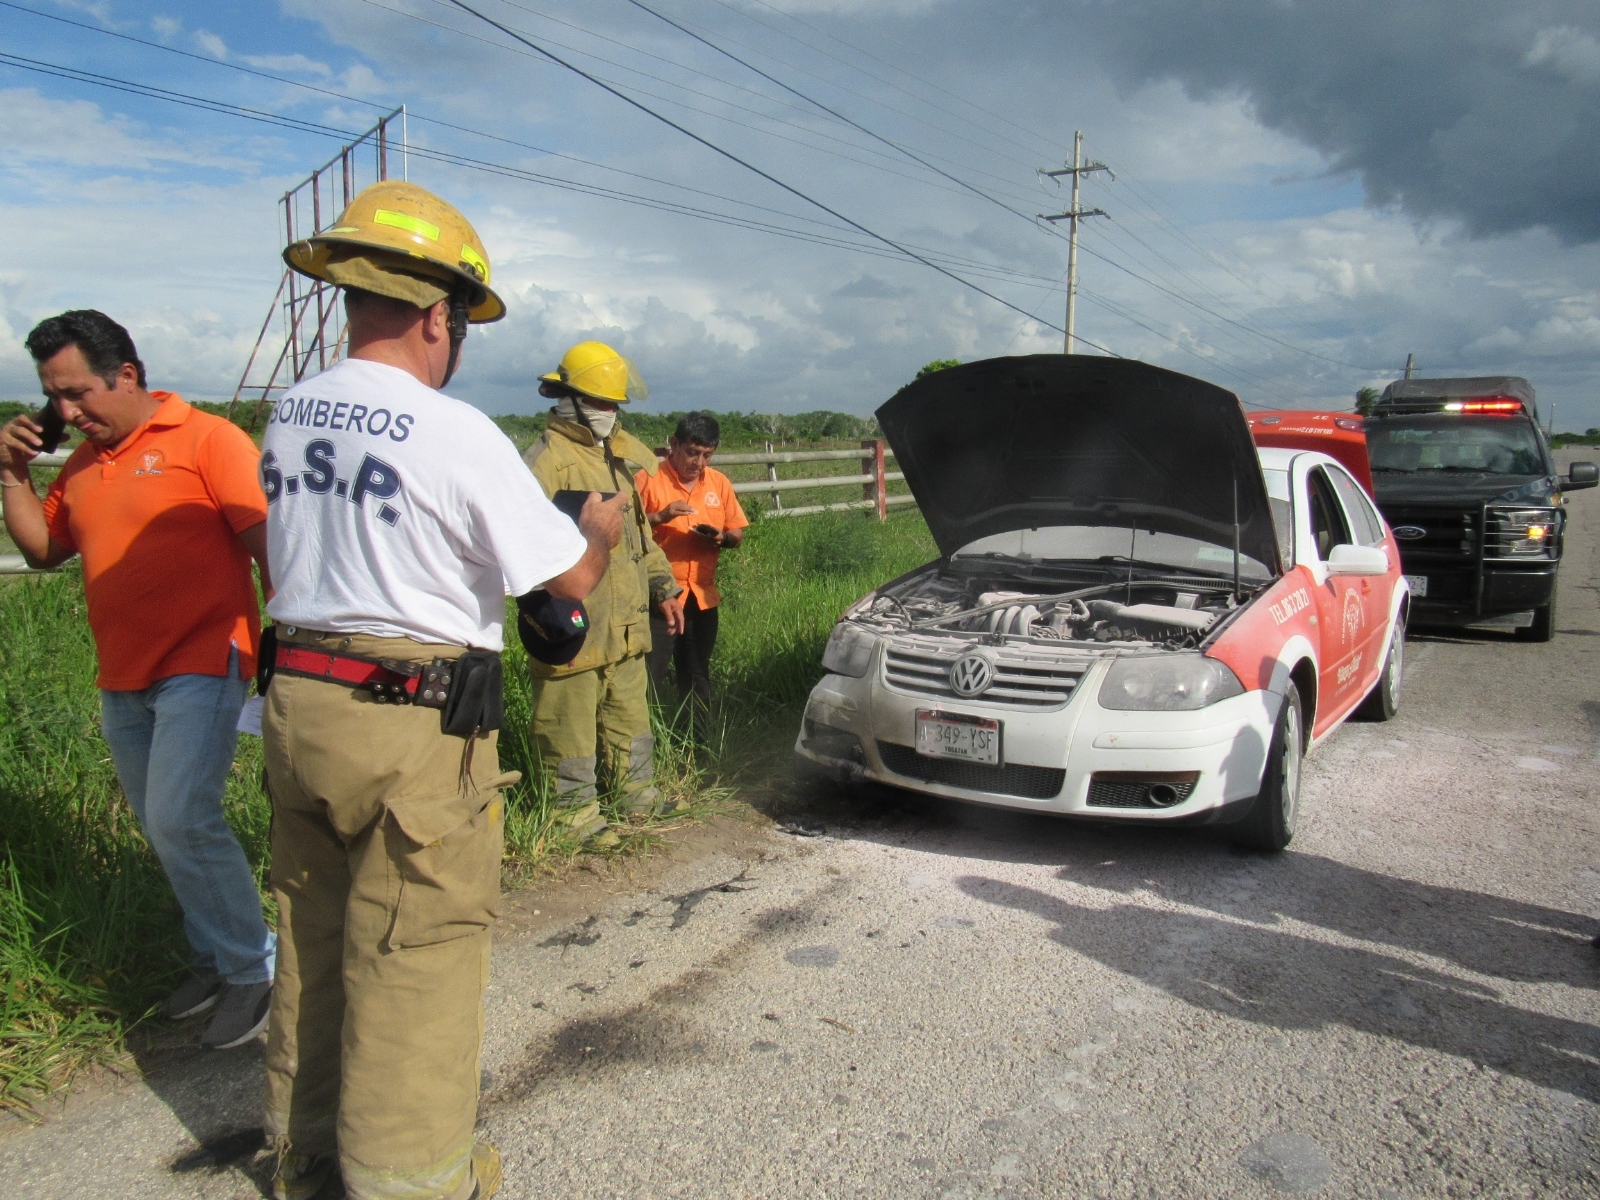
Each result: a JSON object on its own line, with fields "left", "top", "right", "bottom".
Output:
{"left": 705, "top": 438, "right": 913, "bottom": 518}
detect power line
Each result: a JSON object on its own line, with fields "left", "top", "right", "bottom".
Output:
{"left": 382, "top": 0, "right": 1041, "bottom": 205}
{"left": 586, "top": 2, "right": 1367, "bottom": 377}
{"left": 0, "top": 1, "right": 936, "bottom": 244}
{"left": 707, "top": 0, "right": 1061, "bottom": 169}
{"left": 436, "top": 0, "right": 1068, "bottom": 338}
{"left": 7, "top": 0, "right": 1361, "bottom": 385}
{"left": 0, "top": 40, "right": 1075, "bottom": 344}
{"left": 1100, "top": 171, "right": 1345, "bottom": 350}
{"left": 620, "top": 0, "right": 1055, "bottom": 230}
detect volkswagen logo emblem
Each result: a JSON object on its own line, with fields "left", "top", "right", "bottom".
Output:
{"left": 1392, "top": 525, "right": 1427, "bottom": 541}
{"left": 949, "top": 653, "right": 994, "bottom": 697}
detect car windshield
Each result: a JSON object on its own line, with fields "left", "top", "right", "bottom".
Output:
{"left": 1366, "top": 414, "right": 1545, "bottom": 476}
{"left": 953, "top": 526, "right": 1273, "bottom": 580}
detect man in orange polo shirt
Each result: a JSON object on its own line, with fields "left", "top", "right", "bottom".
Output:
{"left": 637, "top": 412, "right": 748, "bottom": 724}
{"left": 0, "top": 310, "right": 276, "bottom": 1051}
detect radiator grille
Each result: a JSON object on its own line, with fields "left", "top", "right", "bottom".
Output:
{"left": 882, "top": 636, "right": 1088, "bottom": 710}
{"left": 1382, "top": 506, "right": 1477, "bottom": 563}
{"left": 876, "top": 741, "right": 1064, "bottom": 800}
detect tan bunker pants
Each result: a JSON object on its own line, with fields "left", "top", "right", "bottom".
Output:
{"left": 262, "top": 628, "right": 516, "bottom": 1200}
{"left": 529, "top": 651, "right": 657, "bottom": 814}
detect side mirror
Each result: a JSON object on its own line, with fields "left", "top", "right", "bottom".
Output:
{"left": 1563, "top": 461, "right": 1598, "bottom": 490}
{"left": 1326, "top": 543, "right": 1390, "bottom": 577}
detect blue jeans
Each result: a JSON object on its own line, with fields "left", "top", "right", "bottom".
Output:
{"left": 100, "top": 649, "right": 276, "bottom": 985}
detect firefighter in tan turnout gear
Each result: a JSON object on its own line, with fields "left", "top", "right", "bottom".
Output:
{"left": 258, "top": 181, "right": 624, "bottom": 1200}
{"left": 524, "top": 342, "right": 684, "bottom": 845}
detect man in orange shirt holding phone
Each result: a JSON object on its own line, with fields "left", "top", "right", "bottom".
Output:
{"left": 637, "top": 412, "right": 748, "bottom": 728}
{"left": 0, "top": 310, "right": 276, "bottom": 1051}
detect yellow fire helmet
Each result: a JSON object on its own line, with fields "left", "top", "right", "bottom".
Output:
{"left": 540, "top": 341, "right": 649, "bottom": 403}
{"left": 283, "top": 181, "right": 506, "bottom": 323}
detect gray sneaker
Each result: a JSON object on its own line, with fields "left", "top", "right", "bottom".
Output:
{"left": 201, "top": 980, "right": 273, "bottom": 1049}
{"left": 162, "top": 971, "right": 224, "bottom": 1020}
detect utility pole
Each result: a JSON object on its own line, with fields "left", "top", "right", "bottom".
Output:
{"left": 1403, "top": 352, "right": 1415, "bottom": 379}
{"left": 1040, "top": 131, "right": 1110, "bottom": 354}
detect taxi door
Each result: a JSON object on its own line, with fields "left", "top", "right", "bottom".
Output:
{"left": 1325, "top": 464, "right": 1394, "bottom": 697}
{"left": 1302, "top": 465, "right": 1371, "bottom": 731}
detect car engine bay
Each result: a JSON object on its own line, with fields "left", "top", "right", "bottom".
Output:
{"left": 848, "top": 565, "right": 1260, "bottom": 651}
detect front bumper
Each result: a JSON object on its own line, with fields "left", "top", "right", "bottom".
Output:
{"left": 794, "top": 658, "right": 1277, "bottom": 821}
{"left": 1407, "top": 565, "right": 1556, "bottom": 624}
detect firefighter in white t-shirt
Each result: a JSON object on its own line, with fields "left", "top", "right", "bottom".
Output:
{"left": 258, "top": 181, "right": 624, "bottom": 1200}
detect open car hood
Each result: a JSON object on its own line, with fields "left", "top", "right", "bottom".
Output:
{"left": 877, "top": 356, "right": 1281, "bottom": 573}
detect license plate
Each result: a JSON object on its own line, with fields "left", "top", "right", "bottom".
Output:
{"left": 915, "top": 710, "right": 1001, "bottom": 765}
{"left": 1404, "top": 574, "right": 1428, "bottom": 597}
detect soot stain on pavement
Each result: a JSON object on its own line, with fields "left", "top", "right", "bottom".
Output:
{"left": 489, "top": 876, "right": 853, "bottom": 1105}
{"left": 487, "top": 971, "right": 725, "bottom": 1101}
{"left": 538, "top": 915, "right": 602, "bottom": 953}
{"left": 662, "top": 868, "right": 758, "bottom": 929}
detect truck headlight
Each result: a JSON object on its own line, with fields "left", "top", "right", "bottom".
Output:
{"left": 1495, "top": 509, "right": 1557, "bottom": 556}
{"left": 821, "top": 622, "right": 878, "bottom": 678}
{"left": 1098, "top": 654, "right": 1245, "bottom": 711}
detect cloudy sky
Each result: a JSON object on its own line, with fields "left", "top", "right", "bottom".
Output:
{"left": 2, "top": 0, "right": 1598, "bottom": 429}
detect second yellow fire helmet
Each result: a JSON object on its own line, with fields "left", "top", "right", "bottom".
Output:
{"left": 283, "top": 181, "right": 506, "bottom": 323}
{"left": 540, "top": 341, "right": 649, "bottom": 403}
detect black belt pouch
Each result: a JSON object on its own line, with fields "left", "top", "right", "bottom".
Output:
{"left": 257, "top": 625, "right": 278, "bottom": 694}
{"left": 440, "top": 650, "right": 504, "bottom": 737}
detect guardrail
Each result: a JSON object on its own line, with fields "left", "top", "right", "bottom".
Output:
{"left": 691, "top": 439, "right": 915, "bottom": 519}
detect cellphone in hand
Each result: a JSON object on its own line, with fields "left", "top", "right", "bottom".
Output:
{"left": 551, "top": 489, "right": 617, "bottom": 523}
{"left": 35, "top": 403, "right": 66, "bottom": 454}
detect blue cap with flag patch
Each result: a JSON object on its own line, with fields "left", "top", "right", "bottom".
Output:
{"left": 515, "top": 590, "right": 589, "bottom": 665}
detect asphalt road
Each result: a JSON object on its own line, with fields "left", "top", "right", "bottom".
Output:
{"left": 3, "top": 463, "right": 1597, "bottom": 1198}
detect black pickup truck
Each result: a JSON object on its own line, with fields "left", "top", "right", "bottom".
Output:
{"left": 1365, "top": 376, "right": 1597, "bottom": 642}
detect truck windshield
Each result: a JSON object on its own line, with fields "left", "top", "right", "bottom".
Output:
{"left": 1366, "top": 414, "right": 1545, "bottom": 476}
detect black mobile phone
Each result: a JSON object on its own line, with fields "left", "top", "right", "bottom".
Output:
{"left": 551, "top": 489, "right": 617, "bottom": 523}
{"left": 35, "top": 402, "right": 66, "bottom": 454}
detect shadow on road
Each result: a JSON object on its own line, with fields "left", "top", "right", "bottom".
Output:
{"left": 123, "top": 1038, "right": 272, "bottom": 1195}
{"left": 799, "top": 773, "right": 1599, "bottom": 992}
{"left": 954, "top": 872, "right": 1600, "bottom": 1102}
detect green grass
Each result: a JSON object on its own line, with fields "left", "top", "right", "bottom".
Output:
{"left": 0, "top": 506, "right": 935, "bottom": 1110}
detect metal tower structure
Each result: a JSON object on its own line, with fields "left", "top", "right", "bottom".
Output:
{"left": 228, "top": 108, "right": 406, "bottom": 430}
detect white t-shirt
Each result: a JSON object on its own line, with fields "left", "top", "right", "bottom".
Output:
{"left": 262, "top": 359, "right": 586, "bottom": 650}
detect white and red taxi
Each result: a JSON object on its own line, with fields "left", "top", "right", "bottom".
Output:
{"left": 794, "top": 357, "right": 1407, "bottom": 850}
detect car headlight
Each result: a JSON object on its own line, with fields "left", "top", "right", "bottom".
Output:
{"left": 1098, "top": 654, "right": 1245, "bottom": 711}
{"left": 820, "top": 622, "right": 878, "bottom": 678}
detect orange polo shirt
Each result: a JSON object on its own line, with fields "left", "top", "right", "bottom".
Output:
{"left": 42, "top": 393, "right": 267, "bottom": 691}
{"left": 635, "top": 459, "right": 748, "bottom": 608}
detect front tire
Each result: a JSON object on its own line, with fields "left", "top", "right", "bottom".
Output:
{"left": 1231, "top": 683, "right": 1303, "bottom": 853}
{"left": 1356, "top": 619, "right": 1404, "bottom": 721}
